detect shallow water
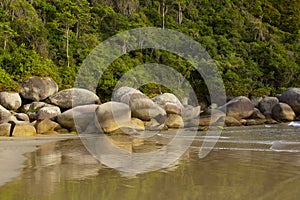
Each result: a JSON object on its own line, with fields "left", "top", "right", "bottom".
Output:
{"left": 0, "top": 124, "right": 300, "bottom": 200}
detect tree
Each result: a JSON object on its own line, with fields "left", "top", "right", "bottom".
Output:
{"left": 0, "top": 22, "right": 17, "bottom": 50}
{"left": 55, "top": 1, "right": 77, "bottom": 67}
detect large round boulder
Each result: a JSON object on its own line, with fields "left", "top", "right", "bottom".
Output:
{"left": 0, "top": 123, "right": 11, "bottom": 136}
{"left": 29, "top": 101, "right": 47, "bottom": 110}
{"left": 0, "top": 105, "right": 11, "bottom": 121}
{"left": 219, "top": 96, "right": 254, "bottom": 119}
{"left": 279, "top": 88, "right": 300, "bottom": 115}
{"left": 49, "top": 88, "right": 100, "bottom": 109}
{"left": 37, "top": 106, "right": 61, "bottom": 120}
{"left": 250, "top": 108, "right": 266, "bottom": 119}
{"left": 258, "top": 97, "right": 279, "bottom": 117}
{"left": 129, "top": 93, "right": 166, "bottom": 121}
{"left": 182, "top": 105, "right": 201, "bottom": 120}
{"left": 112, "top": 86, "right": 143, "bottom": 104}
{"left": 96, "top": 102, "right": 142, "bottom": 133}
{"left": 20, "top": 77, "right": 58, "bottom": 101}
{"left": 164, "top": 103, "right": 182, "bottom": 115}
{"left": 12, "top": 123, "right": 36, "bottom": 136}
{"left": 56, "top": 104, "right": 99, "bottom": 130}
{"left": 152, "top": 93, "right": 183, "bottom": 108}
{"left": 36, "top": 119, "right": 61, "bottom": 134}
{"left": 0, "top": 92, "right": 22, "bottom": 110}
{"left": 165, "top": 114, "right": 184, "bottom": 128}
{"left": 225, "top": 116, "right": 242, "bottom": 126}
{"left": 272, "top": 103, "right": 296, "bottom": 122}
{"left": 14, "top": 113, "right": 29, "bottom": 122}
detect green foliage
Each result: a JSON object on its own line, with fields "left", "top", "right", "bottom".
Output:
{"left": 0, "top": 0, "right": 299, "bottom": 102}
{"left": 0, "top": 44, "right": 60, "bottom": 82}
{"left": 0, "top": 67, "right": 19, "bottom": 91}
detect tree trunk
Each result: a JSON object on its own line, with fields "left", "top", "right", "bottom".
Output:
{"left": 178, "top": 3, "right": 183, "bottom": 24}
{"left": 122, "top": 37, "right": 128, "bottom": 53}
{"left": 76, "top": 21, "right": 79, "bottom": 39}
{"left": 162, "top": 0, "right": 165, "bottom": 29}
{"left": 66, "top": 24, "right": 70, "bottom": 67}
{"left": 3, "top": 36, "right": 7, "bottom": 50}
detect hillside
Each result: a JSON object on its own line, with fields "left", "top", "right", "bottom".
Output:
{"left": 0, "top": 0, "right": 299, "bottom": 102}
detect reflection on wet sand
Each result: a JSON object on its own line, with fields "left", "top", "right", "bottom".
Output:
{"left": 20, "top": 133, "right": 187, "bottom": 195}
{"left": 22, "top": 139, "right": 102, "bottom": 195}
{"left": 80, "top": 129, "right": 195, "bottom": 175}
{"left": 1, "top": 125, "right": 300, "bottom": 200}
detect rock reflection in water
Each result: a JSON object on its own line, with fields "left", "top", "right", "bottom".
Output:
{"left": 21, "top": 133, "right": 187, "bottom": 196}
{"left": 23, "top": 139, "right": 102, "bottom": 195}
{"left": 80, "top": 129, "right": 193, "bottom": 175}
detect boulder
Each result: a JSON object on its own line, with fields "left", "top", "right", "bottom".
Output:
{"left": 40, "top": 131, "right": 59, "bottom": 135}
{"left": 279, "top": 88, "right": 300, "bottom": 115}
{"left": 37, "top": 106, "right": 61, "bottom": 120}
{"left": 0, "top": 92, "right": 22, "bottom": 110}
{"left": 182, "top": 105, "right": 201, "bottom": 120}
{"left": 152, "top": 93, "right": 183, "bottom": 108}
{"left": 131, "top": 118, "right": 145, "bottom": 128}
{"left": 129, "top": 93, "right": 166, "bottom": 121}
{"left": 251, "top": 96, "right": 263, "bottom": 108}
{"left": 199, "top": 116, "right": 220, "bottom": 126}
{"left": 265, "top": 119, "right": 279, "bottom": 124}
{"left": 20, "top": 77, "right": 58, "bottom": 101}
{"left": 258, "top": 97, "right": 279, "bottom": 117}
{"left": 36, "top": 119, "right": 60, "bottom": 134}
{"left": 184, "top": 118, "right": 200, "bottom": 127}
{"left": 14, "top": 113, "right": 30, "bottom": 122}
{"left": 0, "top": 115, "right": 18, "bottom": 124}
{"left": 272, "top": 103, "right": 296, "bottom": 122}
{"left": 27, "top": 113, "right": 38, "bottom": 121}
{"left": 0, "top": 123, "right": 11, "bottom": 136}
{"left": 239, "top": 119, "right": 247, "bottom": 125}
{"left": 144, "top": 118, "right": 164, "bottom": 131}
{"left": 19, "top": 103, "right": 31, "bottom": 113}
{"left": 220, "top": 96, "right": 254, "bottom": 119}
{"left": 146, "top": 124, "right": 165, "bottom": 131}
{"left": 165, "top": 114, "right": 184, "bottom": 128}
{"left": 49, "top": 88, "right": 100, "bottom": 109}
{"left": 164, "top": 103, "right": 181, "bottom": 115}
{"left": 30, "top": 120, "right": 37, "bottom": 127}
{"left": 22, "top": 102, "right": 47, "bottom": 120}
{"left": 112, "top": 86, "right": 143, "bottom": 104}
{"left": 0, "top": 105, "right": 11, "bottom": 121}
{"left": 12, "top": 124, "right": 36, "bottom": 136}
{"left": 56, "top": 104, "right": 99, "bottom": 130}
{"left": 208, "top": 103, "right": 219, "bottom": 109}
{"left": 96, "top": 102, "right": 143, "bottom": 133}
{"left": 250, "top": 108, "right": 266, "bottom": 119}
{"left": 29, "top": 101, "right": 47, "bottom": 111}
{"left": 56, "top": 128, "right": 69, "bottom": 134}
{"left": 245, "top": 119, "right": 266, "bottom": 126}
{"left": 197, "top": 109, "right": 225, "bottom": 126}
{"left": 225, "top": 116, "right": 242, "bottom": 126}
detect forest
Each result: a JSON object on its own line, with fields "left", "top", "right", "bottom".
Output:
{"left": 0, "top": 0, "right": 299, "bottom": 103}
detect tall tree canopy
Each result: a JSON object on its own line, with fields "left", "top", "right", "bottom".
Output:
{"left": 0, "top": 0, "right": 299, "bottom": 102}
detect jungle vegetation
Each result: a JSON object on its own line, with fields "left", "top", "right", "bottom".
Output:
{"left": 0, "top": 0, "right": 299, "bottom": 103}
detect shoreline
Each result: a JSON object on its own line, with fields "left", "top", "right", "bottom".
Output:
{"left": 0, "top": 79, "right": 299, "bottom": 136}
{"left": 0, "top": 134, "right": 78, "bottom": 187}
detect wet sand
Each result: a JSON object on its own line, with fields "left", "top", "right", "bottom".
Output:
{"left": 0, "top": 135, "right": 78, "bottom": 187}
